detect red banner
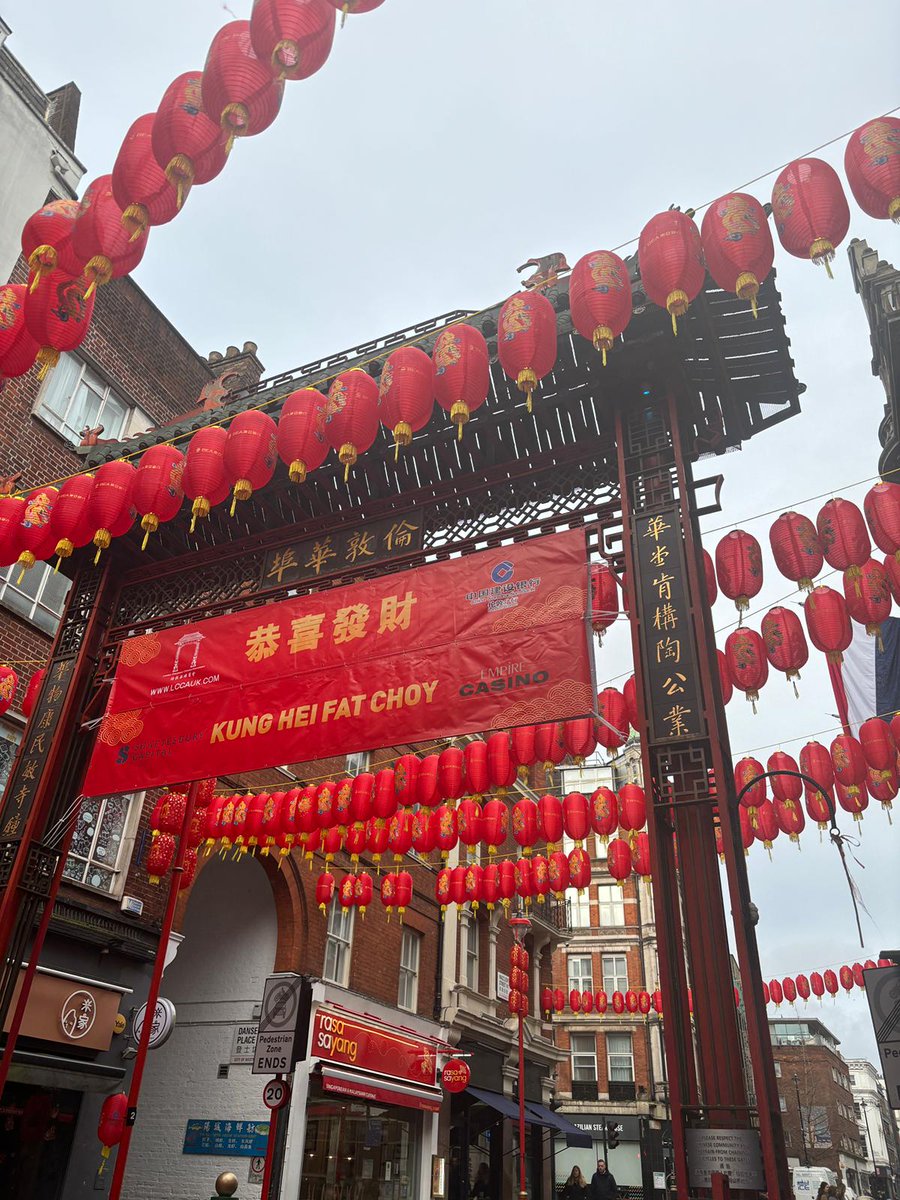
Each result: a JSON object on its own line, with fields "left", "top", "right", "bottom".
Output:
{"left": 82, "top": 530, "right": 593, "bottom": 796}
{"left": 311, "top": 1007, "right": 438, "bottom": 1086}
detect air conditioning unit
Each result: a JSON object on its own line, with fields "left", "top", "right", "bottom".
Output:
{"left": 120, "top": 895, "right": 144, "bottom": 917}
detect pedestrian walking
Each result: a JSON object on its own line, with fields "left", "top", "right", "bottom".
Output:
{"left": 562, "top": 1165, "right": 590, "bottom": 1198}
{"left": 470, "top": 1161, "right": 492, "bottom": 1199}
{"left": 590, "top": 1159, "right": 620, "bottom": 1200}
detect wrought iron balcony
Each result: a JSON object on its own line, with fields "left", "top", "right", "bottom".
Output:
{"left": 609, "top": 1081, "right": 637, "bottom": 1102}
{"left": 571, "top": 1080, "right": 599, "bottom": 1101}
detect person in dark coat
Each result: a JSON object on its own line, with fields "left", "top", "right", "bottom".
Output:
{"left": 590, "top": 1159, "right": 620, "bottom": 1200}
{"left": 562, "top": 1165, "right": 589, "bottom": 1198}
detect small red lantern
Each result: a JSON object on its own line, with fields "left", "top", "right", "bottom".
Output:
{"left": 0, "top": 498, "right": 26, "bottom": 569}
{"left": 570, "top": 250, "right": 632, "bottom": 365}
{"left": 438, "top": 746, "right": 466, "bottom": 803}
{"left": 831, "top": 735, "right": 867, "bottom": 803}
{"left": 761, "top": 605, "right": 809, "bottom": 694}
{"left": 146, "top": 832, "right": 176, "bottom": 883}
{"left": 581, "top": 990, "right": 594, "bottom": 1015}
{"left": 702, "top": 548, "right": 718, "bottom": 606}
{"left": 844, "top": 558, "right": 892, "bottom": 639}
{"left": 590, "top": 787, "right": 618, "bottom": 844}
{"left": 112, "top": 114, "right": 180, "bottom": 239}
{"left": 0, "top": 666, "right": 18, "bottom": 717}
{"left": 394, "top": 870, "right": 412, "bottom": 918}
{"left": 65, "top": 176, "right": 148, "bottom": 293}
{"left": 182, "top": 426, "right": 230, "bottom": 529}
{"left": 773, "top": 797, "right": 805, "bottom": 843}
{"left": 432, "top": 323, "right": 490, "bottom": 440}
{"left": 715, "top": 529, "right": 764, "bottom": 614}
{"left": 88, "top": 460, "right": 136, "bottom": 560}
{"left": 250, "top": 0, "right": 335, "bottom": 80}
{"left": 512, "top": 798, "right": 539, "bottom": 855}
{"left": 380, "top": 871, "right": 398, "bottom": 917}
{"left": 486, "top": 732, "right": 516, "bottom": 790}
{"left": 771, "top": 158, "right": 850, "bottom": 277}
{"left": 412, "top": 808, "right": 435, "bottom": 856}
{"left": 553, "top": 987, "right": 565, "bottom": 1014}
{"left": 457, "top": 799, "right": 483, "bottom": 855}
{"left": 316, "top": 871, "right": 336, "bottom": 914}
{"left": 638, "top": 990, "right": 652, "bottom": 1016}
{"left": 465, "top": 863, "right": 484, "bottom": 910}
{"left": 378, "top": 346, "right": 434, "bottom": 457}
{"left": 769, "top": 511, "right": 823, "bottom": 591}
{"left": 838, "top": 964, "right": 855, "bottom": 993}
{"left": 563, "top": 791, "right": 591, "bottom": 846}
{"left": 373, "top": 769, "right": 397, "bottom": 824}
{"left": 482, "top": 863, "right": 500, "bottom": 911}
{"left": 548, "top": 850, "right": 569, "bottom": 899}
{"left": 535, "top": 721, "right": 566, "bottom": 774}
{"left": 316, "top": 780, "right": 337, "bottom": 829}
{"left": 799, "top": 741, "right": 835, "bottom": 829}
{"left": 541, "top": 986, "right": 554, "bottom": 1019}
{"left": 538, "top": 793, "right": 564, "bottom": 848}
{"left": 593, "top": 990, "right": 607, "bottom": 1015}
{"left": 804, "top": 586, "right": 853, "bottom": 664}
{"left": 338, "top": 874, "right": 356, "bottom": 909}
{"left": 98, "top": 1092, "right": 128, "bottom": 1169}
{"left": 15, "top": 486, "right": 59, "bottom": 576}
{"left": 481, "top": 799, "right": 508, "bottom": 853}
{"left": 447, "top": 866, "right": 466, "bottom": 908}
{"left": 21, "top": 200, "right": 81, "bottom": 291}
{"left": 133, "top": 445, "right": 184, "bottom": 549}
{"left": 618, "top": 784, "right": 647, "bottom": 841}
{"left": 632, "top": 831, "right": 652, "bottom": 881}
{"left": 435, "top": 868, "right": 452, "bottom": 916}
{"left": 497, "top": 290, "right": 557, "bottom": 412}
{"left": 497, "top": 860, "right": 517, "bottom": 913}
{"left": 24, "top": 269, "right": 95, "bottom": 378}
{"left": 354, "top": 872, "right": 374, "bottom": 916}
{"left": 796, "top": 974, "right": 811, "bottom": 1003}
{"left": 567, "top": 847, "right": 591, "bottom": 892}
{"left": 350, "top": 772, "right": 375, "bottom": 826}
{"left": 755, "top": 799, "right": 780, "bottom": 855}
{"left": 606, "top": 837, "right": 632, "bottom": 886}
{"left": 817, "top": 498, "right": 871, "bottom": 580}
{"left": 569, "top": 989, "right": 582, "bottom": 1015}
{"left": 323, "top": 369, "right": 380, "bottom": 480}
{"left": 810, "top": 972, "right": 825, "bottom": 999}
{"left": 224, "top": 410, "right": 278, "bottom": 514}
{"left": 612, "top": 991, "right": 626, "bottom": 1015}
{"left": 858, "top": 717, "right": 897, "bottom": 774}
{"left": 152, "top": 72, "right": 230, "bottom": 207}
{"left": 769, "top": 978, "right": 784, "bottom": 1008}
{"left": 394, "top": 753, "right": 419, "bottom": 807}
{"left": 590, "top": 562, "right": 619, "bottom": 641}
{"left": 387, "top": 810, "right": 413, "bottom": 862}
{"left": 202, "top": 21, "right": 284, "bottom": 152}
{"left": 416, "top": 754, "right": 440, "bottom": 808}
{"left": 464, "top": 739, "right": 489, "bottom": 798}
{"left": 735, "top": 757, "right": 766, "bottom": 823}
{"left": 724, "top": 628, "right": 769, "bottom": 710}
{"left": 844, "top": 117, "right": 900, "bottom": 224}
{"left": 596, "top": 687, "right": 628, "bottom": 750}
{"left": 768, "top": 751, "right": 803, "bottom": 807}
{"left": 276, "top": 387, "right": 329, "bottom": 483}
{"left": 258, "top": 792, "right": 284, "bottom": 854}
{"left": 823, "top": 969, "right": 839, "bottom": 997}
{"left": 782, "top": 976, "right": 798, "bottom": 1005}
{"left": 638, "top": 209, "right": 705, "bottom": 335}
{"left": 623, "top": 989, "right": 639, "bottom": 1015}
{"left": 701, "top": 192, "right": 774, "bottom": 316}
{"left": 564, "top": 717, "right": 596, "bottom": 765}
{"left": 864, "top": 481, "right": 900, "bottom": 561}
{"left": 433, "top": 805, "right": 459, "bottom": 861}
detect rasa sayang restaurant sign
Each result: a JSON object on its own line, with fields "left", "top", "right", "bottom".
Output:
{"left": 83, "top": 531, "right": 594, "bottom": 796}
{"left": 311, "top": 1007, "right": 438, "bottom": 1087}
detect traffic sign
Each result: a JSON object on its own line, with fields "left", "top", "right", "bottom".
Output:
{"left": 864, "top": 964, "right": 900, "bottom": 1106}
{"left": 262, "top": 1077, "right": 291, "bottom": 1110}
{"left": 251, "top": 974, "right": 310, "bottom": 1075}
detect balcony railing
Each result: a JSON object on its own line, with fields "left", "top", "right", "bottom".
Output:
{"left": 609, "top": 1080, "right": 637, "bottom": 1102}
{"left": 529, "top": 896, "right": 571, "bottom": 935}
{"left": 571, "top": 1080, "right": 599, "bottom": 1101}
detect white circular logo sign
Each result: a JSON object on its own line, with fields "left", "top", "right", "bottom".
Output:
{"left": 60, "top": 990, "right": 97, "bottom": 1040}
{"left": 133, "top": 997, "right": 176, "bottom": 1049}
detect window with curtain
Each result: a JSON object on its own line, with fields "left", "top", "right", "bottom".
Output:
{"left": 398, "top": 928, "right": 420, "bottom": 1012}
{"left": 597, "top": 883, "right": 625, "bottom": 926}
{"left": 62, "top": 793, "right": 141, "bottom": 896}
{"left": 568, "top": 955, "right": 593, "bottom": 994}
{"left": 570, "top": 1033, "right": 598, "bottom": 1082}
{"left": 567, "top": 887, "right": 591, "bottom": 928}
{"left": 323, "top": 900, "right": 353, "bottom": 986}
{"left": 606, "top": 1033, "right": 634, "bottom": 1082}
{"left": 602, "top": 954, "right": 628, "bottom": 994}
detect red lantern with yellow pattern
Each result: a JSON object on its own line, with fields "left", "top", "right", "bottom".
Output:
{"left": 152, "top": 72, "right": 230, "bottom": 208}
{"left": 412, "top": 809, "right": 435, "bottom": 856}
{"left": 21, "top": 200, "right": 81, "bottom": 292}
{"left": 457, "top": 799, "right": 483, "bottom": 856}
{"left": 373, "top": 769, "right": 397, "bottom": 824}
{"left": 250, "top": 0, "right": 335, "bottom": 80}
{"left": 433, "top": 805, "right": 458, "bottom": 861}
{"left": 804, "top": 586, "right": 852, "bottom": 664}
{"left": 112, "top": 114, "right": 181, "bottom": 240}
{"left": 224, "top": 410, "right": 278, "bottom": 514}
{"left": 23, "top": 269, "right": 95, "bottom": 379}
{"left": 570, "top": 250, "right": 632, "bottom": 365}
{"left": 831, "top": 735, "right": 867, "bottom": 804}
{"left": 638, "top": 210, "right": 705, "bottom": 335}
{"left": 464, "top": 739, "right": 489, "bottom": 798}
{"left": 64, "top": 176, "right": 148, "bottom": 294}
{"left": 844, "top": 117, "right": 900, "bottom": 224}
{"left": 755, "top": 799, "right": 780, "bottom": 854}
{"left": 378, "top": 346, "right": 434, "bottom": 458}
{"left": 767, "top": 751, "right": 803, "bottom": 807}
{"left": 482, "top": 863, "right": 500, "bottom": 911}
{"left": 725, "top": 628, "right": 769, "bottom": 710}
{"left": 843, "top": 558, "right": 892, "bottom": 639}
{"left": 387, "top": 810, "right": 412, "bottom": 863}
{"left": 568, "top": 846, "right": 591, "bottom": 892}
{"left": 632, "top": 831, "right": 652, "bottom": 881}
{"left": 393, "top": 753, "right": 419, "bottom": 807}
{"left": 202, "top": 21, "right": 285, "bottom": 152}
{"left": 534, "top": 721, "right": 566, "bottom": 774}
{"left": 701, "top": 192, "right": 774, "bottom": 316}
{"left": 465, "top": 862, "right": 484, "bottom": 910}
{"left": 864, "top": 481, "right": 900, "bottom": 561}
{"left": 0, "top": 666, "right": 18, "bottom": 717}
{"left": 735, "top": 757, "right": 766, "bottom": 825}
{"left": 618, "top": 784, "right": 647, "bottom": 842}
{"left": 817, "top": 498, "right": 871, "bottom": 580}
{"left": 548, "top": 850, "right": 569, "bottom": 899}
{"left": 769, "top": 511, "right": 823, "bottom": 591}
{"left": 276, "top": 387, "right": 328, "bottom": 483}
{"left": 799, "top": 741, "right": 835, "bottom": 829}
{"left": 596, "top": 688, "right": 629, "bottom": 750}
{"left": 432, "top": 323, "right": 490, "bottom": 440}
{"left": 146, "top": 833, "right": 176, "bottom": 884}
{"left": 354, "top": 872, "right": 373, "bottom": 917}
{"left": 323, "top": 369, "right": 380, "bottom": 480}
{"left": 771, "top": 158, "right": 850, "bottom": 277}
{"left": 761, "top": 605, "right": 809, "bottom": 694}
{"left": 607, "top": 837, "right": 632, "bottom": 886}
{"left": 133, "top": 444, "right": 185, "bottom": 549}
{"left": 590, "top": 787, "right": 618, "bottom": 844}
{"left": 715, "top": 529, "right": 764, "bottom": 614}
{"left": 497, "top": 290, "right": 557, "bottom": 412}
{"left": 481, "top": 798, "right": 508, "bottom": 854}
{"left": 774, "top": 797, "right": 805, "bottom": 843}
{"left": 15, "top": 486, "right": 58, "bottom": 576}
{"left": 512, "top": 798, "right": 539, "bottom": 856}
{"left": 316, "top": 872, "right": 335, "bottom": 914}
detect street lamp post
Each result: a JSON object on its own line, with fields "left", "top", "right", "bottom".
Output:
{"left": 793, "top": 1074, "right": 810, "bottom": 1167}
{"left": 510, "top": 916, "right": 531, "bottom": 1200}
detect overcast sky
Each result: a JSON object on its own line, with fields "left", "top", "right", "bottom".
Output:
{"left": 7, "top": 0, "right": 900, "bottom": 1061}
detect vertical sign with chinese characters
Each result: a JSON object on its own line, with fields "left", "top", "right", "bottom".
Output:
{"left": 260, "top": 513, "right": 425, "bottom": 589}
{"left": 632, "top": 510, "right": 706, "bottom": 743}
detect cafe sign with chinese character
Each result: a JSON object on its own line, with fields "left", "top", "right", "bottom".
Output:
{"left": 82, "top": 530, "right": 594, "bottom": 796}
{"left": 632, "top": 510, "right": 706, "bottom": 743}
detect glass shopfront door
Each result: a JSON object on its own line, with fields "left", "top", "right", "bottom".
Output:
{"left": 0, "top": 1081, "right": 81, "bottom": 1200}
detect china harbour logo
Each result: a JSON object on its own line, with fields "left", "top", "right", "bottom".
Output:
{"left": 466, "top": 559, "right": 540, "bottom": 613}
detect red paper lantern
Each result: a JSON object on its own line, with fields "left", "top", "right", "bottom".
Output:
{"left": 387, "top": 810, "right": 412, "bottom": 862}
{"left": 465, "top": 862, "right": 484, "bottom": 910}
{"left": 133, "top": 445, "right": 184, "bottom": 548}
{"left": 580, "top": 989, "right": 594, "bottom": 1015}
{"left": 334, "top": 778, "right": 353, "bottom": 830}
{"left": 768, "top": 978, "right": 784, "bottom": 1008}
{"left": 325, "top": 0, "right": 385, "bottom": 24}
{"left": 817, "top": 498, "right": 871, "bottom": 579}
{"left": 98, "top": 1092, "right": 128, "bottom": 1164}
{"left": 316, "top": 871, "right": 336, "bottom": 914}
{"left": 481, "top": 863, "right": 500, "bottom": 910}
{"left": 481, "top": 798, "right": 508, "bottom": 853}
{"left": 552, "top": 987, "right": 565, "bottom": 1014}
{"left": 366, "top": 816, "right": 389, "bottom": 865}
{"left": 595, "top": 990, "right": 609, "bottom": 1014}
{"left": 606, "top": 837, "right": 632, "bottom": 885}
{"left": 394, "top": 870, "right": 412, "bottom": 918}
{"left": 65, "top": 176, "right": 148, "bottom": 293}
{"left": 350, "top": 772, "right": 375, "bottom": 826}
{"left": 146, "top": 832, "right": 176, "bottom": 883}
{"left": 774, "top": 797, "right": 805, "bottom": 843}
{"left": 534, "top": 721, "right": 566, "bottom": 774}
{"left": 701, "top": 192, "right": 774, "bottom": 315}
{"left": 547, "top": 849, "right": 569, "bottom": 899}
{"left": 568, "top": 846, "right": 591, "bottom": 892}
{"left": 380, "top": 871, "right": 398, "bottom": 916}
{"left": 0, "top": 292, "right": 39, "bottom": 378}
{"left": 844, "top": 117, "right": 900, "bottom": 223}
{"left": 782, "top": 976, "right": 798, "bottom": 1005}
{"left": 823, "top": 969, "right": 839, "bottom": 997}
{"left": 464, "top": 739, "right": 489, "bottom": 798}
{"left": 569, "top": 989, "right": 582, "bottom": 1015}
{"left": 316, "top": 780, "right": 337, "bottom": 829}
{"left": 393, "top": 753, "right": 419, "bottom": 807}
{"left": 623, "top": 676, "right": 640, "bottom": 731}
{"left": 412, "top": 808, "right": 435, "bottom": 856}
{"left": 638, "top": 990, "right": 652, "bottom": 1016}
{"left": 23, "top": 269, "right": 95, "bottom": 378}
{"left": 353, "top": 872, "right": 373, "bottom": 916}
{"left": 864, "top": 481, "right": 900, "bottom": 561}
{"left": 844, "top": 558, "right": 892, "bottom": 639}
{"left": 258, "top": 791, "right": 284, "bottom": 854}
{"left": 433, "top": 805, "right": 458, "bottom": 861}
{"left": 612, "top": 991, "right": 626, "bottom": 1015}
{"left": 112, "top": 114, "right": 180, "bottom": 240}
{"left": 378, "top": 346, "right": 434, "bottom": 456}
{"left": 771, "top": 157, "right": 851, "bottom": 276}
{"left": 638, "top": 209, "right": 705, "bottom": 334}
{"left": 761, "top": 605, "right": 809, "bottom": 693}
{"left": 796, "top": 974, "right": 811, "bottom": 1002}
{"left": 810, "top": 972, "right": 824, "bottom": 999}
{"left": 152, "top": 72, "right": 230, "bottom": 207}
{"left": 590, "top": 562, "right": 619, "bottom": 641}
{"left": 202, "top": 21, "right": 284, "bottom": 151}
{"left": 570, "top": 250, "right": 632, "bottom": 364}
{"left": 486, "top": 732, "right": 516, "bottom": 790}
{"left": 541, "top": 986, "right": 554, "bottom": 1018}
{"left": 618, "top": 784, "right": 647, "bottom": 840}
{"left": 762, "top": 981, "right": 771, "bottom": 1005}
{"left": 497, "top": 860, "right": 517, "bottom": 912}
{"left": 596, "top": 687, "right": 628, "bottom": 750}
{"left": 21, "top": 200, "right": 81, "bottom": 291}
{"left": 724, "top": 628, "right": 769, "bottom": 709}
{"left": 0, "top": 498, "right": 26, "bottom": 568}
{"left": 438, "top": 746, "right": 466, "bottom": 803}
{"left": 512, "top": 798, "right": 539, "bottom": 855}
{"left": 769, "top": 511, "right": 823, "bottom": 591}
{"left": 804, "top": 586, "right": 853, "bottom": 664}
{"left": 735, "top": 757, "right": 766, "bottom": 819}
{"left": 15, "top": 486, "right": 58, "bottom": 575}
{"left": 497, "top": 290, "right": 557, "bottom": 412}
{"left": 373, "top": 769, "right": 397, "bottom": 823}
{"left": 715, "top": 529, "right": 764, "bottom": 614}
{"left": 432, "top": 323, "right": 490, "bottom": 440}
{"left": 182, "top": 426, "right": 230, "bottom": 529}
{"left": 88, "top": 460, "right": 136, "bottom": 559}
{"left": 632, "top": 831, "right": 652, "bottom": 881}
{"left": 799, "top": 741, "right": 835, "bottom": 829}
{"left": 563, "top": 792, "right": 591, "bottom": 846}
{"left": 0, "top": 666, "right": 18, "bottom": 717}
{"left": 276, "top": 387, "right": 328, "bottom": 483}
{"left": 717, "top": 649, "right": 733, "bottom": 705}
{"left": 250, "top": 0, "right": 335, "bottom": 80}
{"left": 538, "top": 793, "right": 564, "bottom": 848}
{"left": 831, "top": 734, "right": 867, "bottom": 801}
{"left": 457, "top": 798, "right": 483, "bottom": 855}
{"left": 755, "top": 799, "right": 780, "bottom": 854}
{"left": 767, "top": 751, "right": 803, "bottom": 806}
{"left": 224, "top": 410, "right": 278, "bottom": 513}
{"left": 323, "top": 369, "right": 380, "bottom": 479}
{"left": 435, "top": 868, "right": 452, "bottom": 916}
{"left": 866, "top": 764, "right": 897, "bottom": 814}
{"left": 564, "top": 717, "right": 596, "bottom": 765}
{"left": 838, "top": 964, "right": 854, "bottom": 994}
{"left": 416, "top": 754, "right": 440, "bottom": 808}
{"left": 590, "top": 787, "right": 618, "bottom": 843}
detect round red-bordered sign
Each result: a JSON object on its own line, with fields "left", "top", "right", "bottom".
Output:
{"left": 263, "top": 1077, "right": 291, "bottom": 1110}
{"left": 441, "top": 1058, "right": 470, "bottom": 1093}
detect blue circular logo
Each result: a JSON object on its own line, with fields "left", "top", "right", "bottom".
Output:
{"left": 491, "top": 561, "right": 514, "bottom": 585}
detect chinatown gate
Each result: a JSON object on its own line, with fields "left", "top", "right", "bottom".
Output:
{"left": 0, "top": 260, "right": 802, "bottom": 1198}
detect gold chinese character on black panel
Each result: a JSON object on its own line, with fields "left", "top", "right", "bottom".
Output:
{"left": 260, "top": 512, "right": 424, "bottom": 590}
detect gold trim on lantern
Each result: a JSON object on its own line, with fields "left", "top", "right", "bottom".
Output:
{"left": 889, "top": 196, "right": 900, "bottom": 223}
{"left": 735, "top": 271, "right": 760, "bottom": 318}
{"left": 190, "top": 496, "right": 210, "bottom": 533}
{"left": 27, "top": 245, "right": 56, "bottom": 293}
{"left": 450, "top": 400, "right": 470, "bottom": 440}
{"left": 221, "top": 102, "right": 250, "bottom": 154}
{"left": 93, "top": 528, "right": 111, "bottom": 565}
{"left": 393, "top": 421, "right": 412, "bottom": 462}
{"left": 230, "top": 480, "right": 252, "bottom": 517}
{"left": 339, "top": 443, "right": 357, "bottom": 483}
{"left": 665, "top": 289, "right": 690, "bottom": 337}
{"left": 592, "top": 323, "right": 614, "bottom": 367}
{"left": 122, "top": 203, "right": 149, "bottom": 243}
{"left": 140, "top": 512, "right": 159, "bottom": 551}
{"left": 272, "top": 38, "right": 299, "bottom": 79}
{"left": 16, "top": 550, "right": 35, "bottom": 585}
{"left": 35, "top": 346, "right": 60, "bottom": 381}
{"left": 289, "top": 459, "right": 308, "bottom": 484}
{"left": 85, "top": 256, "right": 113, "bottom": 297}
{"left": 165, "top": 155, "right": 195, "bottom": 210}
{"left": 516, "top": 368, "right": 537, "bottom": 413}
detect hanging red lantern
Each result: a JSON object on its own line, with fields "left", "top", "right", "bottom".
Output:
{"left": 15, "top": 486, "right": 59, "bottom": 576}
{"left": 182, "top": 426, "right": 230, "bottom": 530}
{"left": 482, "top": 863, "right": 500, "bottom": 911}
{"left": 325, "top": 0, "right": 385, "bottom": 25}
{"left": 316, "top": 780, "right": 337, "bottom": 829}
{"left": 596, "top": 687, "right": 629, "bottom": 750}
{"left": 323, "top": 369, "right": 380, "bottom": 480}
{"left": 569, "top": 989, "right": 582, "bottom": 1015}
{"left": 724, "top": 628, "right": 769, "bottom": 710}
{"left": 380, "top": 871, "right": 398, "bottom": 917}
{"left": 541, "top": 986, "right": 554, "bottom": 1019}
{"left": 316, "top": 871, "right": 336, "bottom": 914}
{"left": 511, "top": 798, "right": 539, "bottom": 856}
{"left": 799, "top": 741, "right": 835, "bottom": 829}
{"left": 433, "top": 804, "right": 459, "bottom": 861}
{"left": 817, "top": 498, "right": 871, "bottom": 582}
{"left": 350, "top": 771, "right": 375, "bottom": 827}
{"left": 152, "top": 72, "right": 230, "bottom": 208}
{"left": 761, "top": 605, "right": 809, "bottom": 695}
{"left": 378, "top": 345, "right": 434, "bottom": 458}
{"left": 735, "top": 757, "right": 766, "bottom": 824}
{"left": 547, "top": 849, "right": 569, "bottom": 899}
{"left": 623, "top": 676, "right": 640, "bottom": 731}
{"left": 438, "top": 746, "right": 466, "bottom": 804}
{"left": 339, "top": 873, "right": 356, "bottom": 909}
{"left": 563, "top": 792, "right": 591, "bottom": 846}
{"left": 393, "top": 752, "right": 419, "bottom": 807}
{"left": 416, "top": 754, "right": 440, "bottom": 808}
{"left": 774, "top": 798, "right": 805, "bottom": 843}
{"left": 844, "top": 117, "right": 900, "bottom": 224}
{"left": 823, "top": 969, "right": 839, "bottom": 998}
{"left": 457, "top": 798, "right": 483, "bottom": 856}
{"left": 552, "top": 987, "right": 566, "bottom": 1014}
{"left": 590, "top": 787, "right": 618, "bottom": 844}
{"left": 465, "top": 862, "right": 484, "bottom": 910}
{"left": 831, "top": 734, "right": 867, "bottom": 800}
{"left": 112, "top": 114, "right": 181, "bottom": 240}
{"left": 481, "top": 798, "right": 509, "bottom": 854}
{"left": 769, "top": 511, "right": 823, "bottom": 592}
{"left": 373, "top": 769, "right": 397, "bottom": 825}
{"left": 782, "top": 976, "right": 798, "bottom": 1005}
{"left": 435, "top": 867, "right": 452, "bottom": 917}
{"left": 21, "top": 200, "right": 81, "bottom": 292}
{"left": 701, "top": 192, "right": 774, "bottom": 316}
{"left": 146, "top": 832, "right": 176, "bottom": 883}
{"left": 486, "top": 732, "right": 516, "bottom": 791}
{"left": 133, "top": 445, "right": 184, "bottom": 549}
{"left": 412, "top": 808, "right": 435, "bottom": 856}
{"left": 497, "top": 290, "right": 557, "bottom": 412}
{"left": 156, "top": 789, "right": 188, "bottom": 836}
{"left": 866, "top": 764, "right": 897, "bottom": 815}
{"left": 632, "top": 831, "right": 652, "bottom": 881}
{"left": 564, "top": 717, "right": 596, "bottom": 765}
{"left": 432, "top": 323, "right": 490, "bottom": 440}
{"left": 580, "top": 989, "right": 594, "bottom": 1015}
{"left": 464, "top": 739, "right": 489, "bottom": 798}
{"left": 595, "top": 990, "right": 609, "bottom": 1015}
{"left": 534, "top": 721, "right": 566, "bottom": 774}
{"left": 224, "top": 410, "right": 278, "bottom": 514}
{"left": 497, "top": 860, "right": 517, "bottom": 913}
{"left": 538, "top": 793, "right": 564, "bottom": 849}
{"left": 795, "top": 974, "right": 811, "bottom": 1003}
{"left": 23, "top": 268, "right": 95, "bottom": 378}
{"left": 448, "top": 865, "right": 467, "bottom": 909}
{"left": 568, "top": 846, "right": 591, "bottom": 892}
{"left": 715, "top": 529, "right": 764, "bottom": 614}
{"left": 202, "top": 21, "right": 284, "bottom": 152}
{"left": 276, "top": 387, "right": 328, "bottom": 483}
{"left": 810, "top": 972, "right": 825, "bottom": 1000}
{"left": 64, "top": 176, "right": 148, "bottom": 293}
{"left": 717, "top": 650, "right": 733, "bottom": 705}
{"left": 768, "top": 979, "right": 786, "bottom": 1011}
{"left": 623, "top": 989, "right": 639, "bottom": 1015}
{"left": 394, "top": 870, "right": 412, "bottom": 919}
{"left": 864, "top": 481, "right": 900, "bottom": 561}
{"left": 387, "top": 810, "right": 412, "bottom": 863}
{"left": 755, "top": 798, "right": 779, "bottom": 855}
{"left": 334, "top": 778, "right": 353, "bottom": 831}
{"left": 590, "top": 563, "right": 619, "bottom": 640}
{"left": 354, "top": 871, "right": 374, "bottom": 917}
{"left": 611, "top": 991, "right": 626, "bottom": 1015}
{"left": 618, "top": 784, "right": 647, "bottom": 841}
{"left": 838, "top": 965, "right": 854, "bottom": 994}
{"left": 607, "top": 837, "right": 632, "bottom": 886}
{"left": 97, "top": 1092, "right": 128, "bottom": 1168}
{"left": 88, "top": 460, "right": 136, "bottom": 560}
{"left": 844, "top": 558, "right": 892, "bottom": 639}
{"left": 804, "top": 586, "right": 853, "bottom": 664}
{"left": 0, "top": 498, "right": 26, "bottom": 569}
{"left": 0, "top": 666, "right": 18, "bottom": 717}
{"left": 282, "top": 787, "right": 306, "bottom": 854}
{"left": 638, "top": 209, "right": 705, "bottom": 335}
{"left": 852, "top": 963, "right": 867, "bottom": 990}
{"left": 250, "top": 0, "right": 336, "bottom": 80}
{"left": 771, "top": 158, "right": 851, "bottom": 277}
{"left": 767, "top": 751, "right": 803, "bottom": 807}
{"left": 0, "top": 300, "right": 39, "bottom": 378}
{"left": 366, "top": 816, "right": 389, "bottom": 866}
{"left": 638, "top": 990, "right": 652, "bottom": 1017}
{"left": 570, "top": 250, "right": 632, "bottom": 365}
{"left": 761, "top": 981, "right": 771, "bottom": 1005}
{"left": 258, "top": 791, "right": 284, "bottom": 854}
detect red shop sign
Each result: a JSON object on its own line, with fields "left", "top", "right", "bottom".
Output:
{"left": 441, "top": 1058, "right": 471, "bottom": 1093}
{"left": 83, "top": 530, "right": 593, "bottom": 797}
{"left": 310, "top": 1008, "right": 439, "bottom": 1087}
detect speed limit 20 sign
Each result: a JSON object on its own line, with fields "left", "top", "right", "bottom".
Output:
{"left": 263, "top": 1077, "right": 291, "bottom": 1110}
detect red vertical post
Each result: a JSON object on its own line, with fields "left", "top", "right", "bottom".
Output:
{"left": 108, "top": 779, "right": 200, "bottom": 1200}
{"left": 518, "top": 1011, "right": 527, "bottom": 1200}
{"left": 261, "top": 1088, "right": 280, "bottom": 1200}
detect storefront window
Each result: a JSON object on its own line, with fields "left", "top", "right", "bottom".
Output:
{"left": 300, "top": 1094, "right": 419, "bottom": 1200}
{"left": 323, "top": 900, "right": 353, "bottom": 986}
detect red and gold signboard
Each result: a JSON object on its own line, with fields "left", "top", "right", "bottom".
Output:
{"left": 441, "top": 1058, "right": 471, "bottom": 1093}
{"left": 310, "top": 1007, "right": 439, "bottom": 1087}
{"left": 83, "top": 531, "right": 593, "bottom": 796}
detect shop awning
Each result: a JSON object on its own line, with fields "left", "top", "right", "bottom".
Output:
{"left": 320, "top": 1065, "right": 442, "bottom": 1113}
{"left": 525, "top": 1102, "right": 593, "bottom": 1149}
